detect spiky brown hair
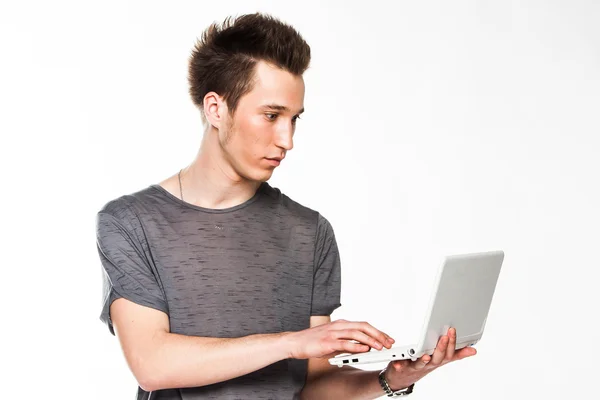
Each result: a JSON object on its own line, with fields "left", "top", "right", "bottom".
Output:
{"left": 188, "top": 12, "right": 311, "bottom": 125}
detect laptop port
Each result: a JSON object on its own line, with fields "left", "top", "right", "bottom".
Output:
{"left": 352, "top": 358, "right": 359, "bottom": 362}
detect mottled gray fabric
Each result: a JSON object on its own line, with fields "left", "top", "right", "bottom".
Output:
{"left": 95, "top": 181, "right": 342, "bottom": 399}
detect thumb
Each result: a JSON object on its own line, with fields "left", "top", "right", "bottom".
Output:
{"left": 325, "top": 345, "right": 372, "bottom": 359}
{"left": 323, "top": 350, "right": 351, "bottom": 359}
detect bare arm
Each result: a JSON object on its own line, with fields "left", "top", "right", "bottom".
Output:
{"left": 110, "top": 297, "right": 291, "bottom": 392}
{"left": 302, "top": 368, "right": 388, "bottom": 400}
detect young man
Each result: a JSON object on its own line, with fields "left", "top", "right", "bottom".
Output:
{"left": 96, "top": 12, "right": 476, "bottom": 400}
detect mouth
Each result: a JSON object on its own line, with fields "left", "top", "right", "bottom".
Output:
{"left": 265, "top": 158, "right": 282, "bottom": 166}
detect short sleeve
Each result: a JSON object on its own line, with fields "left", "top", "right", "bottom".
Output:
{"left": 96, "top": 210, "right": 169, "bottom": 336}
{"left": 311, "top": 213, "right": 342, "bottom": 316}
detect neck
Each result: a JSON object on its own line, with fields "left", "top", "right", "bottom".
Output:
{"left": 179, "top": 126, "right": 262, "bottom": 210}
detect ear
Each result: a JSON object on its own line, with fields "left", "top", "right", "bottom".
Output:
{"left": 203, "top": 91, "right": 228, "bottom": 130}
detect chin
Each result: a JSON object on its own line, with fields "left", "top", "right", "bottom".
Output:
{"left": 241, "top": 167, "right": 273, "bottom": 183}
{"left": 255, "top": 171, "right": 274, "bottom": 182}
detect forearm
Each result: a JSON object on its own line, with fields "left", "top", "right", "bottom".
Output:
{"left": 143, "top": 331, "right": 290, "bottom": 391}
{"left": 300, "top": 367, "right": 387, "bottom": 400}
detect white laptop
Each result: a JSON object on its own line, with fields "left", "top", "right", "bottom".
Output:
{"left": 329, "top": 250, "right": 505, "bottom": 367}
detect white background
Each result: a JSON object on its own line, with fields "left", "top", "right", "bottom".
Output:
{"left": 1, "top": 0, "right": 599, "bottom": 398}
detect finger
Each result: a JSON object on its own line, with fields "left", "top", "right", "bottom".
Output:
{"left": 336, "top": 320, "right": 394, "bottom": 346}
{"left": 334, "top": 329, "right": 385, "bottom": 350}
{"left": 339, "top": 340, "right": 371, "bottom": 353}
{"left": 411, "top": 354, "right": 431, "bottom": 370}
{"left": 336, "top": 321, "right": 395, "bottom": 349}
{"left": 365, "top": 325, "right": 395, "bottom": 348}
{"left": 353, "top": 322, "right": 395, "bottom": 348}
{"left": 445, "top": 327, "right": 456, "bottom": 361}
{"left": 327, "top": 350, "right": 352, "bottom": 358}
{"left": 453, "top": 346, "right": 477, "bottom": 361}
{"left": 429, "top": 335, "right": 449, "bottom": 365}
{"left": 390, "top": 359, "right": 411, "bottom": 372}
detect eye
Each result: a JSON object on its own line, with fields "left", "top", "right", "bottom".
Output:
{"left": 265, "top": 113, "right": 278, "bottom": 121}
{"left": 292, "top": 115, "right": 301, "bottom": 124}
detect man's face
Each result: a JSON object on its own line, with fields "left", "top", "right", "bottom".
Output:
{"left": 219, "top": 60, "right": 305, "bottom": 183}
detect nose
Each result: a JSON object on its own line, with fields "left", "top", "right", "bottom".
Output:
{"left": 275, "top": 125, "right": 294, "bottom": 151}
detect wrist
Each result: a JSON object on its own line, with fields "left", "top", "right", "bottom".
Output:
{"left": 279, "top": 331, "right": 295, "bottom": 359}
{"left": 381, "top": 367, "right": 415, "bottom": 396}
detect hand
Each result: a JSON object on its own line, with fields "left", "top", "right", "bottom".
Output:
{"left": 286, "top": 319, "right": 396, "bottom": 360}
{"left": 384, "top": 327, "right": 477, "bottom": 391}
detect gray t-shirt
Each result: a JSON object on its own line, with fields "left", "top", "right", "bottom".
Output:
{"left": 95, "top": 181, "right": 342, "bottom": 400}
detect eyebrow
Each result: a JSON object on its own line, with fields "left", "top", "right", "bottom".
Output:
{"left": 260, "top": 104, "right": 305, "bottom": 115}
